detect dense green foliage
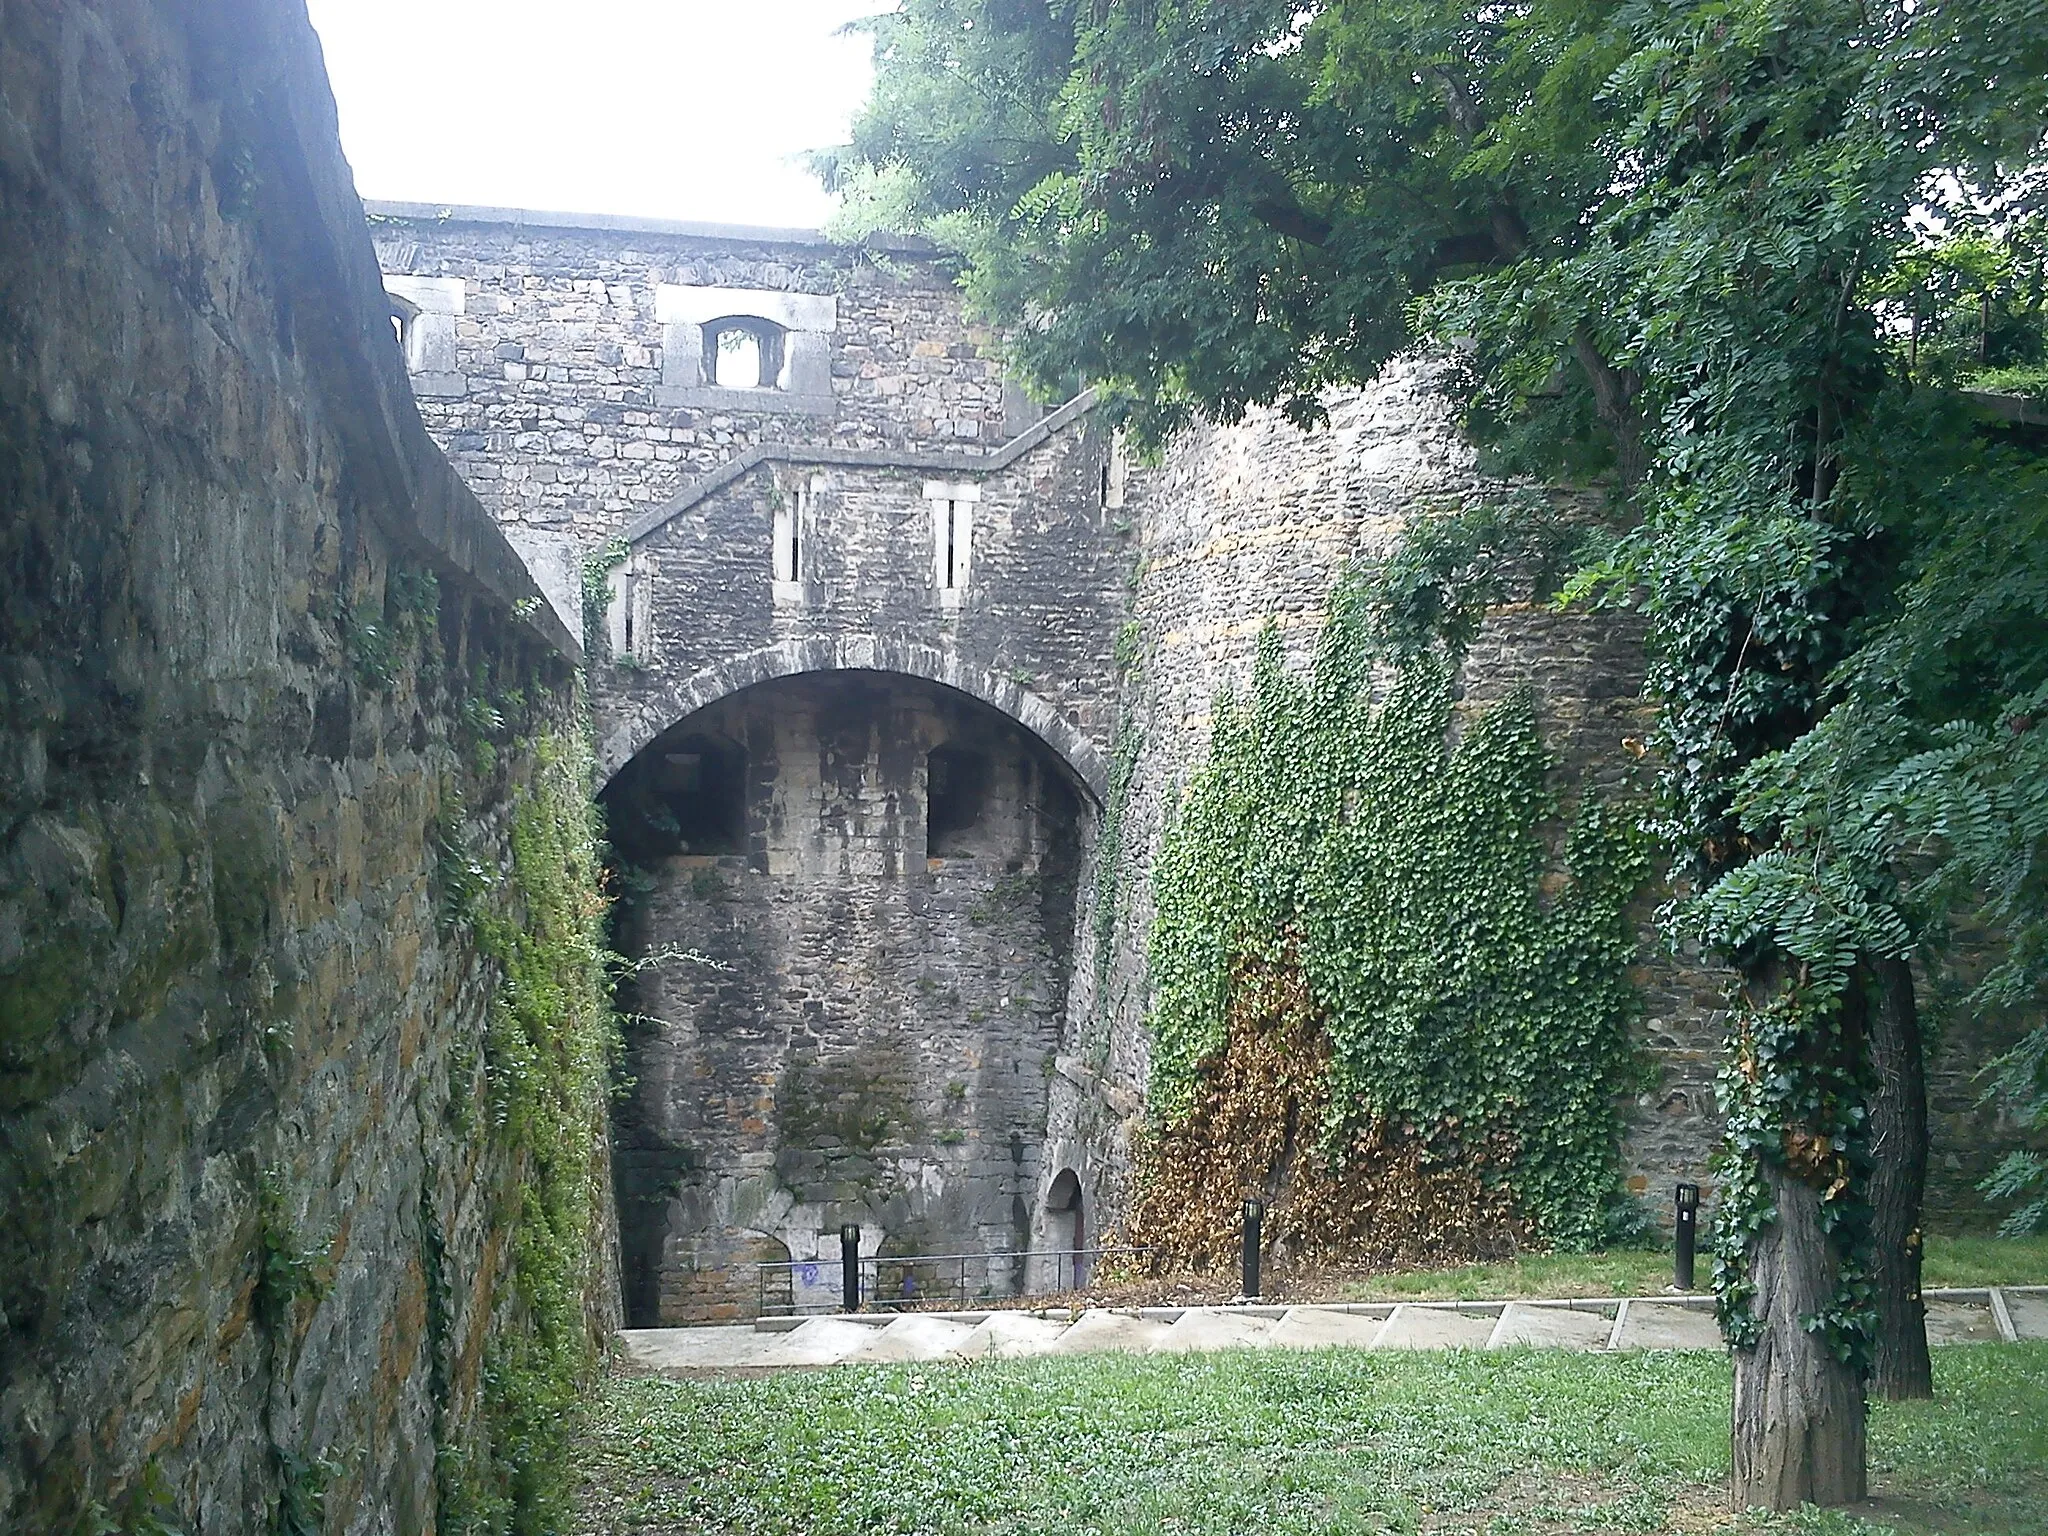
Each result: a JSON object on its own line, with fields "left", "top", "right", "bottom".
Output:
{"left": 837, "top": 0, "right": 2048, "bottom": 1381}
{"left": 574, "top": 1343, "right": 2048, "bottom": 1535}
{"left": 1147, "top": 570, "right": 1647, "bottom": 1248}
{"left": 440, "top": 729, "right": 619, "bottom": 1534}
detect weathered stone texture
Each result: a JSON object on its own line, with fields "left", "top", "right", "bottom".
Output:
{"left": 609, "top": 673, "right": 1083, "bottom": 1323}
{"left": 370, "top": 208, "right": 1020, "bottom": 541}
{"left": 0, "top": 4, "right": 601, "bottom": 1529}
{"left": 1056, "top": 363, "right": 2015, "bottom": 1238}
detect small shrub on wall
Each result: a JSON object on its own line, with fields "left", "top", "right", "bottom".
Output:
{"left": 1138, "top": 573, "right": 1648, "bottom": 1267}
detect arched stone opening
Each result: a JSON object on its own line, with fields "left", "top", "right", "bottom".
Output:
{"left": 605, "top": 727, "right": 748, "bottom": 863}
{"left": 703, "top": 316, "right": 788, "bottom": 390}
{"left": 596, "top": 634, "right": 1109, "bottom": 808}
{"left": 1045, "top": 1168, "right": 1087, "bottom": 1291}
{"left": 603, "top": 669, "right": 1088, "bottom": 1324}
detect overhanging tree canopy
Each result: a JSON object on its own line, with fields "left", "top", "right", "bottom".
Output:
{"left": 831, "top": 0, "right": 2048, "bottom": 1510}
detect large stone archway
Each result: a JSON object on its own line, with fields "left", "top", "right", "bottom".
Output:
{"left": 595, "top": 633, "right": 1109, "bottom": 805}
{"left": 603, "top": 663, "right": 1092, "bottom": 1324}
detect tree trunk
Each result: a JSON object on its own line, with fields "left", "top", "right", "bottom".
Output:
{"left": 1571, "top": 325, "right": 1649, "bottom": 489}
{"left": 1866, "top": 955, "right": 1932, "bottom": 1400}
{"left": 1731, "top": 1163, "right": 1868, "bottom": 1509}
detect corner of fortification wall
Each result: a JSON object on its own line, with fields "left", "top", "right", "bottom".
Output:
{"left": 1052, "top": 358, "right": 2018, "bottom": 1254}
{"left": 0, "top": 3, "right": 610, "bottom": 1529}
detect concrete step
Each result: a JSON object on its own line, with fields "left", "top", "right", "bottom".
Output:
{"left": 1267, "top": 1307, "right": 1391, "bottom": 1350}
{"left": 2004, "top": 1287, "right": 2048, "bottom": 1341}
{"left": 1050, "top": 1308, "right": 1175, "bottom": 1354}
{"left": 853, "top": 1314, "right": 979, "bottom": 1363}
{"left": 952, "top": 1312, "right": 1070, "bottom": 1359}
{"left": 1610, "top": 1300, "right": 1722, "bottom": 1351}
{"left": 1373, "top": 1305, "right": 1500, "bottom": 1350}
{"left": 1486, "top": 1303, "right": 1615, "bottom": 1351}
{"left": 1154, "top": 1308, "right": 1277, "bottom": 1353}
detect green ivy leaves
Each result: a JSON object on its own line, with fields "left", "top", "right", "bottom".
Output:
{"left": 1147, "top": 574, "right": 1649, "bottom": 1249}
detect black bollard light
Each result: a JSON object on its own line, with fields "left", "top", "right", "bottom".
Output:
{"left": 1674, "top": 1183, "right": 1700, "bottom": 1292}
{"left": 1241, "top": 1198, "right": 1265, "bottom": 1300}
{"left": 840, "top": 1222, "right": 862, "bottom": 1313}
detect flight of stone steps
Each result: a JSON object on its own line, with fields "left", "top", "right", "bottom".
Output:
{"left": 620, "top": 1286, "right": 2048, "bottom": 1374}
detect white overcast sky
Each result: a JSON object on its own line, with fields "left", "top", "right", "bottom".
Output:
{"left": 306, "top": 1, "right": 884, "bottom": 228}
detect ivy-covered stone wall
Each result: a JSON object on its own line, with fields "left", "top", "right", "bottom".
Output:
{"left": 0, "top": 3, "right": 614, "bottom": 1530}
{"left": 1057, "top": 362, "right": 2023, "bottom": 1253}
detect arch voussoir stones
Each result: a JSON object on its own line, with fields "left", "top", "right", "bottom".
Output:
{"left": 597, "top": 634, "right": 1109, "bottom": 806}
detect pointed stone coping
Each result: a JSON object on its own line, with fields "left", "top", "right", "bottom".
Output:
{"left": 617, "top": 1325, "right": 770, "bottom": 1372}
{"left": 766, "top": 1315, "right": 891, "bottom": 1367}
{"left": 1153, "top": 1309, "right": 1279, "bottom": 1353}
{"left": 1925, "top": 1295, "right": 2004, "bottom": 1346}
{"left": 1049, "top": 1309, "right": 1176, "bottom": 1354}
{"left": 1267, "top": 1307, "right": 1394, "bottom": 1351}
{"left": 1486, "top": 1303, "right": 1616, "bottom": 1351}
{"left": 1373, "top": 1305, "right": 1501, "bottom": 1349}
{"left": 852, "top": 1314, "right": 981, "bottom": 1363}
{"left": 1610, "top": 1300, "right": 1723, "bottom": 1351}
{"left": 951, "top": 1312, "right": 1071, "bottom": 1360}
{"left": 2003, "top": 1287, "right": 2048, "bottom": 1341}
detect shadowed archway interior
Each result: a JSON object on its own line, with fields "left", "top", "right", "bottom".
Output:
{"left": 604, "top": 670, "right": 1089, "bottom": 1325}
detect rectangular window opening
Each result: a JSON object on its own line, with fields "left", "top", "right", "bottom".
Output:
{"left": 924, "top": 480, "right": 977, "bottom": 605}
{"left": 774, "top": 482, "right": 814, "bottom": 604}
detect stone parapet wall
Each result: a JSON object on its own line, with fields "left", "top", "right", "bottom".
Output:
{"left": 0, "top": 4, "right": 603, "bottom": 1529}
{"left": 370, "top": 208, "right": 1021, "bottom": 542}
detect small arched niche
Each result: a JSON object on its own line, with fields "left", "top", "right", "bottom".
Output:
{"left": 604, "top": 728, "right": 748, "bottom": 862}
{"left": 1045, "top": 1168, "right": 1086, "bottom": 1290}
{"left": 703, "top": 317, "right": 788, "bottom": 390}
{"left": 925, "top": 743, "right": 991, "bottom": 858}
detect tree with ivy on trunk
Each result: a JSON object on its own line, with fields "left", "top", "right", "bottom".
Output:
{"left": 824, "top": 0, "right": 2048, "bottom": 1509}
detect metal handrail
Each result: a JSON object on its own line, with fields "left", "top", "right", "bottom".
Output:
{"left": 752, "top": 1244, "right": 1154, "bottom": 1317}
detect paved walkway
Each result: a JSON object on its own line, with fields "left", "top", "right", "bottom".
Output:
{"left": 620, "top": 1285, "right": 2048, "bottom": 1374}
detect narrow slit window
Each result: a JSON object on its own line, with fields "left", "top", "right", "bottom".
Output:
{"left": 774, "top": 489, "right": 802, "bottom": 584}
{"left": 925, "top": 481, "right": 978, "bottom": 603}
{"left": 388, "top": 295, "right": 420, "bottom": 365}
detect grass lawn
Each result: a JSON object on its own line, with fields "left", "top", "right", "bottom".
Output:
{"left": 575, "top": 1341, "right": 2048, "bottom": 1535}
{"left": 1332, "top": 1235, "right": 2048, "bottom": 1303}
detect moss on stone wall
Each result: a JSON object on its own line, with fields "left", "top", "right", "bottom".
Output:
{"left": 434, "top": 726, "right": 619, "bottom": 1535}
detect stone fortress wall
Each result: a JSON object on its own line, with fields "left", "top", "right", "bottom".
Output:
{"left": 372, "top": 207, "right": 1135, "bottom": 1321}
{"left": 375, "top": 208, "right": 2021, "bottom": 1323}
{"left": 1046, "top": 372, "right": 1724, "bottom": 1243}
{"left": 0, "top": 3, "right": 600, "bottom": 1529}
{"left": 1050, "top": 367, "right": 2023, "bottom": 1246}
